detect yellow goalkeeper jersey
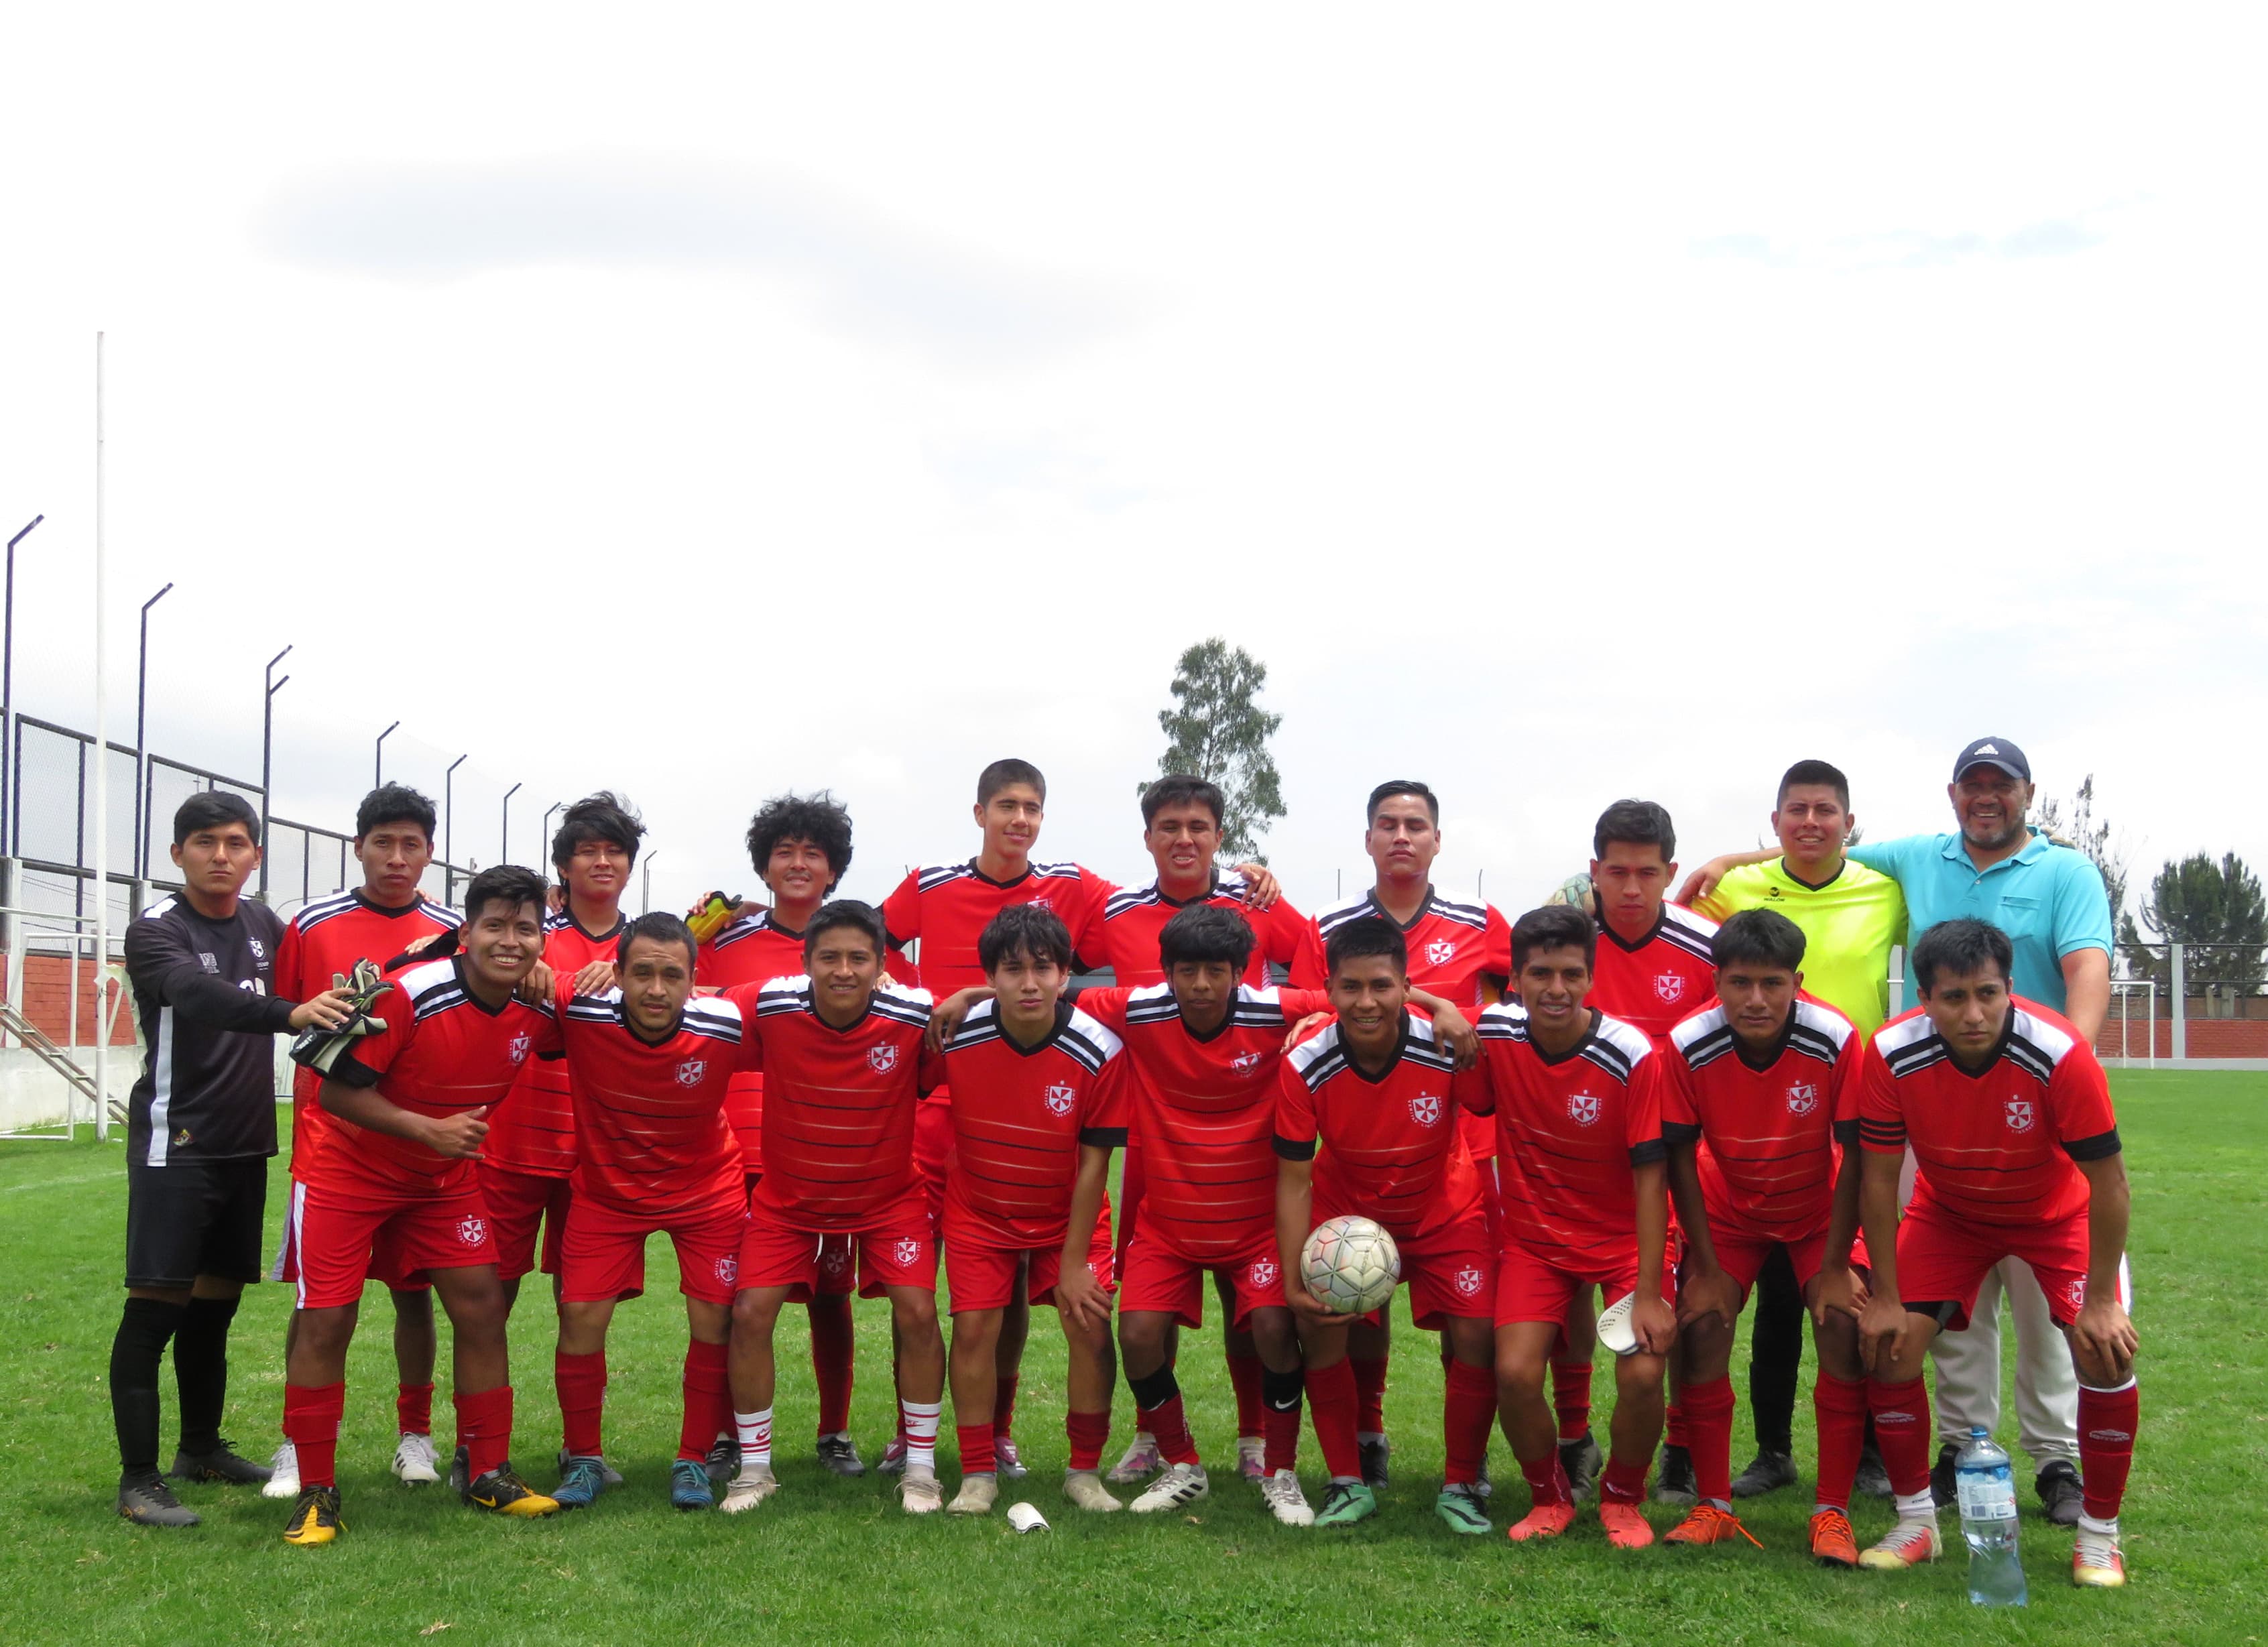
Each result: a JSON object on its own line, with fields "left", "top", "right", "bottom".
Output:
{"left": 1692, "top": 857, "right": 1907, "bottom": 1034}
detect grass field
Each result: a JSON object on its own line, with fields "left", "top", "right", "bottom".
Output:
{"left": 1, "top": 1071, "right": 2263, "bottom": 1645}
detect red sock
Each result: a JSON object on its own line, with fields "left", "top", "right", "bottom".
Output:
{"left": 1551, "top": 1357, "right": 1593, "bottom": 1441}
{"left": 2078, "top": 1382, "right": 2139, "bottom": 1522}
{"left": 1683, "top": 1375, "right": 1736, "bottom": 1504}
{"left": 1443, "top": 1359, "right": 1497, "bottom": 1488}
{"left": 1305, "top": 1358, "right": 1364, "bottom": 1480}
{"left": 676, "top": 1340, "right": 730, "bottom": 1463}
{"left": 1065, "top": 1408, "right": 1111, "bottom": 1473}
{"left": 556, "top": 1350, "right": 607, "bottom": 1459}
{"left": 1226, "top": 1351, "right": 1264, "bottom": 1439}
{"left": 1602, "top": 1454, "right": 1651, "bottom": 1504}
{"left": 1262, "top": 1367, "right": 1304, "bottom": 1475}
{"left": 1665, "top": 1397, "right": 1690, "bottom": 1450}
{"left": 1350, "top": 1356, "right": 1388, "bottom": 1437}
{"left": 455, "top": 1384, "right": 514, "bottom": 1481}
{"left": 1520, "top": 1449, "right": 1571, "bottom": 1508}
{"left": 957, "top": 1422, "right": 996, "bottom": 1475}
{"left": 1138, "top": 1393, "right": 1199, "bottom": 1467}
{"left": 396, "top": 1380, "right": 434, "bottom": 1437}
{"left": 284, "top": 1382, "right": 345, "bottom": 1489}
{"left": 993, "top": 1374, "right": 1020, "bottom": 1440}
{"left": 1867, "top": 1376, "right": 1933, "bottom": 1499}
{"left": 809, "top": 1298, "right": 855, "bottom": 1437}
{"left": 1813, "top": 1372, "right": 1868, "bottom": 1512}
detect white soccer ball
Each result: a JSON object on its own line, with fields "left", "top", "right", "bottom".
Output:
{"left": 1301, "top": 1215, "right": 1401, "bottom": 1315}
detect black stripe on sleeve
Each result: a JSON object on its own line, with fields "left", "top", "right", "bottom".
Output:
{"left": 327, "top": 1050, "right": 381, "bottom": 1090}
{"left": 1661, "top": 1121, "right": 1702, "bottom": 1147}
{"left": 2061, "top": 1127, "right": 2123, "bottom": 1162}
{"left": 1079, "top": 1127, "right": 1128, "bottom": 1150}
{"left": 1833, "top": 1119, "right": 1860, "bottom": 1148}
{"left": 1628, "top": 1138, "right": 1668, "bottom": 1168}
{"left": 1273, "top": 1134, "right": 1317, "bottom": 1162}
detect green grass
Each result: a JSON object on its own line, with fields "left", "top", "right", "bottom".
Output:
{"left": 1, "top": 1071, "right": 2263, "bottom": 1644}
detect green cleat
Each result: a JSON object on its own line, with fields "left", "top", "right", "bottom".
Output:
{"left": 670, "top": 1459, "right": 715, "bottom": 1510}
{"left": 1315, "top": 1479, "right": 1378, "bottom": 1528}
{"left": 1435, "top": 1483, "right": 1491, "bottom": 1535}
{"left": 552, "top": 1455, "right": 607, "bottom": 1510}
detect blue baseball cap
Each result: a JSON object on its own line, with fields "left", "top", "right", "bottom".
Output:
{"left": 1952, "top": 737, "right": 2030, "bottom": 782}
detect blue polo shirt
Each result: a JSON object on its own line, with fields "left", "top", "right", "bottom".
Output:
{"left": 1846, "top": 831, "right": 2110, "bottom": 1010}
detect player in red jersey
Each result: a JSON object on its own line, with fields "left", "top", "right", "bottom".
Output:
{"left": 1456, "top": 904, "right": 1674, "bottom": 1550}
{"left": 720, "top": 901, "right": 950, "bottom": 1515}
{"left": 278, "top": 867, "right": 564, "bottom": 1544}
{"left": 1276, "top": 916, "right": 1498, "bottom": 1535}
{"left": 1293, "top": 780, "right": 1510, "bottom": 1491}
{"left": 694, "top": 793, "right": 872, "bottom": 1477}
{"left": 1853, "top": 919, "right": 2139, "bottom": 1588}
{"left": 548, "top": 913, "right": 760, "bottom": 1512}
{"left": 1657, "top": 910, "right": 1869, "bottom": 1564}
{"left": 265, "top": 784, "right": 461, "bottom": 1500}
{"left": 1093, "top": 776, "right": 1306, "bottom": 1486}
{"left": 935, "top": 908, "right": 1129, "bottom": 1516}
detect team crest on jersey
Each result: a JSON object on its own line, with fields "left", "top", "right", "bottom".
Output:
{"left": 1042, "top": 1083, "right": 1077, "bottom": 1117}
{"left": 508, "top": 1033, "right": 532, "bottom": 1064}
{"left": 1248, "top": 1257, "right": 1279, "bottom": 1289}
{"left": 2064, "top": 1274, "right": 2088, "bottom": 1313}
{"left": 1232, "top": 1050, "right": 1263, "bottom": 1074}
{"left": 1425, "top": 939, "right": 1458, "bottom": 968}
{"left": 455, "top": 1215, "right": 489, "bottom": 1248}
{"left": 821, "top": 1244, "right": 851, "bottom": 1276}
{"left": 1028, "top": 896, "right": 1055, "bottom": 913}
{"left": 1653, "top": 973, "right": 1685, "bottom": 1004}
{"left": 2004, "top": 1097, "right": 2036, "bottom": 1134}
{"left": 1409, "top": 1092, "right": 1443, "bottom": 1127}
{"left": 1567, "top": 1092, "right": 1601, "bottom": 1127}
{"left": 890, "top": 1237, "right": 922, "bottom": 1269}
{"left": 249, "top": 938, "right": 266, "bottom": 959}
{"left": 198, "top": 952, "right": 217, "bottom": 972}
{"left": 676, "top": 1058, "right": 708, "bottom": 1088}
{"left": 714, "top": 1256, "right": 738, "bottom": 1286}
{"left": 1785, "top": 1083, "right": 1819, "bottom": 1116}
{"left": 1453, "top": 1265, "right": 1486, "bottom": 1298}
{"left": 868, "top": 1044, "right": 900, "bottom": 1074}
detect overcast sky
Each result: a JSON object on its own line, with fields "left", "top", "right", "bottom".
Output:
{"left": 3, "top": 5, "right": 2261, "bottom": 923}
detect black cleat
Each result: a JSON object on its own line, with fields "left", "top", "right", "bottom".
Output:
{"left": 281, "top": 1484, "right": 344, "bottom": 1546}
{"left": 117, "top": 1472, "right": 200, "bottom": 1527}
{"left": 1560, "top": 1430, "right": 1603, "bottom": 1503}
{"left": 815, "top": 1432, "right": 866, "bottom": 1477}
{"left": 2035, "top": 1459, "right": 2084, "bottom": 1527}
{"left": 463, "top": 1463, "right": 560, "bottom": 1517}
{"left": 1654, "top": 1443, "right": 1699, "bottom": 1507}
{"left": 169, "top": 1439, "right": 272, "bottom": 1486}
{"left": 703, "top": 1434, "right": 738, "bottom": 1485}
{"left": 1853, "top": 1443, "right": 1893, "bottom": 1500}
{"left": 1929, "top": 1441, "right": 1960, "bottom": 1509}
{"left": 1730, "top": 1447, "right": 1799, "bottom": 1498}
{"left": 450, "top": 1444, "right": 470, "bottom": 1496}
{"left": 1358, "top": 1437, "right": 1391, "bottom": 1489}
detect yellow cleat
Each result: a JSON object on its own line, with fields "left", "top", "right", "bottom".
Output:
{"left": 463, "top": 1464, "right": 559, "bottom": 1518}
{"left": 1857, "top": 1516, "right": 1940, "bottom": 1570}
{"left": 2072, "top": 1526, "right": 2127, "bottom": 1588}
{"left": 282, "top": 1485, "right": 344, "bottom": 1546}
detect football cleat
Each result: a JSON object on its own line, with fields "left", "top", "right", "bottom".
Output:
{"left": 280, "top": 1484, "right": 343, "bottom": 1545}
{"left": 720, "top": 1465, "right": 778, "bottom": 1514}
{"left": 556, "top": 1446, "right": 622, "bottom": 1487}
{"left": 1809, "top": 1507, "right": 1859, "bottom": 1569}
{"left": 703, "top": 1435, "right": 738, "bottom": 1485}
{"left": 451, "top": 1445, "right": 469, "bottom": 1496}
{"left": 261, "top": 1441, "right": 302, "bottom": 1501}
{"left": 877, "top": 1437, "right": 908, "bottom": 1476}
{"left": 1857, "top": 1516, "right": 1942, "bottom": 1571}
{"left": 1259, "top": 1469, "right": 1313, "bottom": 1526}
{"left": 1600, "top": 1500, "right": 1656, "bottom": 1549}
{"left": 1654, "top": 1445, "right": 1699, "bottom": 1507}
{"left": 1435, "top": 1483, "right": 1491, "bottom": 1536}
{"left": 1063, "top": 1470, "right": 1122, "bottom": 1513}
{"left": 1130, "top": 1461, "right": 1210, "bottom": 1514}
{"left": 552, "top": 1455, "right": 608, "bottom": 1510}
{"left": 465, "top": 1464, "right": 560, "bottom": 1518}
{"left": 1106, "top": 1432, "right": 1162, "bottom": 1485}
{"left": 1474, "top": 1456, "right": 1493, "bottom": 1501}
{"left": 1852, "top": 1446, "right": 1893, "bottom": 1500}
{"left": 668, "top": 1459, "right": 715, "bottom": 1510}
{"left": 994, "top": 1437, "right": 1028, "bottom": 1481}
{"left": 117, "top": 1473, "right": 200, "bottom": 1528}
{"left": 1664, "top": 1504, "right": 1762, "bottom": 1548}
{"left": 170, "top": 1439, "right": 272, "bottom": 1487}
{"left": 1730, "top": 1448, "right": 1798, "bottom": 1499}
{"left": 1315, "top": 1480, "right": 1378, "bottom": 1528}
{"left": 1506, "top": 1501, "right": 1577, "bottom": 1542}
{"left": 1236, "top": 1435, "right": 1267, "bottom": 1481}
{"left": 391, "top": 1432, "right": 439, "bottom": 1486}
{"left": 899, "top": 1465, "right": 944, "bottom": 1514}
{"left": 2037, "top": 1460, "right": 2084, "bottom": 1527}
{"left": 2072, "top": 1524, "right": 2127, "bottom": 1587}
{"left": 815, "top": 1432, "right": 866, "bottom": 1477}
{"left": 1929, "top": 1441, "right": 1960, "bottom": 1508}
{"left": 947, "top": 1473, "right": 999, "bottom": 1516}
{"left": 1358, "top": 1437, "right": 1391, "bottom": 1489}
{"left": 1559, "top": 1432, "right": 1602, "bottom": 1503}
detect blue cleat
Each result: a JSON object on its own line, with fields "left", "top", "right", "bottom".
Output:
{"left": 670, "top": 1459, "right": 715, "bottom": 1511}
{"left": 553, "top": 1455, "right": 608, "bottom": 1510}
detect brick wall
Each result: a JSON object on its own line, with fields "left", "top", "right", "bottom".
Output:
{"left": 0, "top": 953, "right": 137, "bottom": 1046}
{"left": 2092, "top": 1017, "right": 2268, "bottom": 1060}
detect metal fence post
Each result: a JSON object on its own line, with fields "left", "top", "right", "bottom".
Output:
{"left": 2169, "top": 943, "right": 2186, "bottom": 1060}
{"left": 1, "top": 857, "right": 19, "bottom": 1049}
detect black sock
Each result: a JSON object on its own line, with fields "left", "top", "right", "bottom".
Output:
{"left": 1262, "top": 1365, "right": 1305, "bottom": 1412}
{"left": 1748, "top": 1245, "right": 1805, "bottom": 1455}
{"left": 173, "top": 1294, "right": 241, "bottom": 1456}
{"left": 1127, "top": 1365, "right": 1181, "bottom": 1412}
{"left": 111, "top": 1298, "right": 186, "bottom": 1477}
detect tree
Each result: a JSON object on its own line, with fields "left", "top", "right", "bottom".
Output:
{"left": 2031, "top": 774, "right": 2129, "bottom": 930}
{"left": 2127, "top": 853, "right": 2268, "bottom": 1004}
{"left": 1144, "top": 638, "right": 1286, "bottom": 861}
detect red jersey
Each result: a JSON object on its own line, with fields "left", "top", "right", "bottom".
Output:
{"left": 727, "top": 977, "right": 944, "bottom": 1231}
{"left": 556, "top": 991, "right": 757, "bottom": 1218}
{"left": 1661, "top": 995, "right": 1860, "bottom": 1243}
{"left": 483, "top": 907, "right": 625, "bottom": 1178}
{"left": 1094, "top": 870, "right": 1309, "bottom": 988}
{"left": 315, "top": 956, "right": 561, "bottom": 1202}
{"left": 695, "top": 908, "right": 809, "bottom": 1176}
{"left": 1589, "top": 904, "right": 1720, "bottom": 1040}
{"left": 1079, "top": 983, "right": 1333, "bottom": 1262}
{"left": 1858, "top": 999, "right": 2118, "bottom": 1229}
{"left": 1276, "top": 1012, "right": 1480, "bottom": 1241}
{"left": 937, "top": 999, "right": 1130, "bottom": 1248}
{"left": 275, "top": 889, "right": 461, "bottom": 1180}
{"left": 1457, "top": 1003, "right": 1665, "bottom": 1272}
{"left": 882, "top": 859, "right": 1112, "bottom": 994}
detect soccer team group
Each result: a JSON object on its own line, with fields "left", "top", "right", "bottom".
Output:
{"left": 107, "top": 745, "right": 2142, "bottom": 1589}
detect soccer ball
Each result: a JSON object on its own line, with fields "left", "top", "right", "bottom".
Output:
{"left": 1300, "top": 1215, "right": 1400, "bottom": 1315}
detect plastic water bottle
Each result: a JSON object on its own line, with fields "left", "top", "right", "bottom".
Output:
{"left": 1956, "top": 1427, "right": 2027, "bottom": 1607}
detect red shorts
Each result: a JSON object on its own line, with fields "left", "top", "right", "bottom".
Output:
{"left": 560, "top": 1190, "right": 746, "bottom": 1306}
{"left": 479, "top": 1162, "right": 571, "bottom": 1282}
{"left": 1117, "top": 1217, "right": 1287, "bottom": 1329}
{"left": 947, "top": 1221, "right": 1115, "bottom": 1315}
{"left": 1684, "top": 1225, "right": 1869, "bottom": 1298}
{"left": 1494, "top": 1239, "right": 1674, "bottom": 1331}
{"left": 737, "top": 1201, "right": 937, "bottom": 1300}
{"left": 292, "top": 1182, "right": 497, "bottom": 1310}
{"left": 271, "top": 1180, "right": 432, "bottom": 1292}
{"left": 1370, "top": 1211, "right": 1496, "bottom": 1330}
{"left": 1896, "top": 1203, "right": 2129, "bottom": 1332}
{"left": 745, "top": 1174, "right": 855, "bottom": 1298}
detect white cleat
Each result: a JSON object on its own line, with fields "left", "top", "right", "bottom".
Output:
{"left": 261, "top": 1441, "right": 300, "bottom": 1501}
{"left": 1260, "top": 1467, "right": 1315, "bottom": 1526}
{"left": 1130, "top": 1461, "right": 1210, "bottom": 1514}
{"left": 900, "top": 1465, "right": 945, "bottom": 1515}
{"left": 1236, "top": 1435, "right": 1267, "bottom": 1481}
{"left": 1063, "top": 1469, "right": 1123, "bottom": 1513}
{"left": 391, "top": 1432, "right": 439, "bottom": 1485}
{"left": 947, "top": 1473, "right": 999, "bottom": 1515}
{"left": 995, "top": 1437, "right": 1028, "bottom": 1481}
{"left": 1107, "top": 1432, "right": 1162, "bottom": 1485}
{"left": 719, "top": 1465, "right": 779, "bottom": 1514}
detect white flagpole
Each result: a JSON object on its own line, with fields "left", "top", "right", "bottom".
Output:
{"left": 93, "top": 332, "right": 110, "bottom": 1141}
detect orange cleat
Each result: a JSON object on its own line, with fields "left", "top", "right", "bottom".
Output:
{"left": 1809, "top": 1507, "right": 1859, "bottom": 1569}
{"left": 1599, "top": 1500, "right": 1656, "bottom": 1549}
{"left": 1665, "top": 1504, "right": 1762, "bottom": 1548}
{"left": 1506, "top": 1502, "right": 1577, "bottom": 1542}
{"left": 2072, "top": 1526, "right": 2127, "bottom": 1588}
{"left": 1858, "top": 1516, "right": 1941, "bottom": 1571}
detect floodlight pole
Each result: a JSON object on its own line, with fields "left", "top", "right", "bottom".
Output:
{"left": 501, "top": 782, "right": 522, "bottom": 867}
{"left": 374, "top": 720, "right": 400, "bottom": 789}
{"left": 3, "top": 513, "right": 45, "bottom": 857}
{"left": 442, "top": 753, "right": 467, "bottom": 900}
{"left": 642, "top": 851, "right": 660, "bottom": 915}
{"left": 259, "top": 646, "right": 292, "bottom": 896}
{"left": 133, "top": 582, "right": 173, "bottom": 879}
{"left": 92, "top": 334, "right": 111, "bottom": 1139}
